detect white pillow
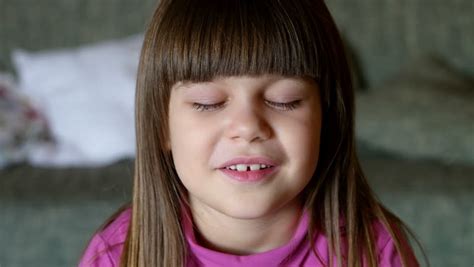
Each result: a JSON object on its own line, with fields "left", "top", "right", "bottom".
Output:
{"left": 12, "top": 34, "right": 143, "bottom": 167}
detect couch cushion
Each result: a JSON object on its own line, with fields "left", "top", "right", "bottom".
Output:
{"left": 356, "top": 56, "right": 474, "bottom": 164}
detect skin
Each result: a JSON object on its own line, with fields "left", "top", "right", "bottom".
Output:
{"left": 168, "top": 74, "right": 322, "bottom": 255}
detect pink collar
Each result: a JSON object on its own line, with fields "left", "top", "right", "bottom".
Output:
{"left": 181, "top": 207, "right": 311, "bottom": 267}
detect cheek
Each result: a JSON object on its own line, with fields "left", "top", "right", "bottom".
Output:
{"left": 169, "top": 113, "right": 218, "bottom": 183}
{"left": 278, "top": 114, "right": 321, "bottom": 175}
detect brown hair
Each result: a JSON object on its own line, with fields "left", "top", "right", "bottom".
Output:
{"left": 121, "top": 0, "right": 427, "bottom": 266}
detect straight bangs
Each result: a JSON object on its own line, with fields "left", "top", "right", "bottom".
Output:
{"left": 151, "top": 0, "right": 332, "bottom": 85}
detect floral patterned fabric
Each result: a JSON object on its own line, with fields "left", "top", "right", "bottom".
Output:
{"left": 0, "top": 73, "right": 50, "bottom": 168}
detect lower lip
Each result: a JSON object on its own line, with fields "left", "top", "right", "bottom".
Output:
{"left": 219, "top": 167, "right": 278, "bottom": 182}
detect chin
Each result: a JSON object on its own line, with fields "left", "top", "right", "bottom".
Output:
{"left": 218, "top": 201, "right": 277, "bottom": 220}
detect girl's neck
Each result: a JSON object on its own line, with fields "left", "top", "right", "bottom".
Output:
{"left": 189, "top": 198, "right": 304, "bottom": 255}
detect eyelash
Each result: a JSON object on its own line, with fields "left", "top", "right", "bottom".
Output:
{"left": 192, "top": 100, "right": 302, "bottom": 112}
{"left": 192, "top": 103, "right": 223, "bottom": 112}
{"left": 267, "top": 100, "right": 301, "bottom": 111}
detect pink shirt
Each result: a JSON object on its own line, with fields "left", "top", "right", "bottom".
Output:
{"left": 79, "top": 208, "right": 418, "bottom": 266}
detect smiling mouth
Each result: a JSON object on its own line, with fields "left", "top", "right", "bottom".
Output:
{"left": 223, "top": 164, "right": 273, "bottom": 172}
{"left": 219, "top": 165, "right": 278, "bottom": 182}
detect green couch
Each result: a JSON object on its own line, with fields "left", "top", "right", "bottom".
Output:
{"left": 0, "top": 1, "right": 472, "bottom": 266}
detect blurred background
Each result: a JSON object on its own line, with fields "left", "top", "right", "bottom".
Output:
{"left": 0, "top": 0, "right": 473, "bottom": 266}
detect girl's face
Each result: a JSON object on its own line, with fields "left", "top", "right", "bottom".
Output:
{"left": 168, "top": 75, "right": 321, "bottom": 220}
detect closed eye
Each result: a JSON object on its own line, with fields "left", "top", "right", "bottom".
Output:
{"left": 265, "top": 100, "right": 302, "bottom": 111}
{"left": 192, "top": 102, "right": 224, "bottom": 112}
{"left": 192, "top": 100, "right": 302, "bottom": 112}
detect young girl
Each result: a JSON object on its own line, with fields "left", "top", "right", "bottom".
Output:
{"left": 80, "top": 0, "right": 424, "bottom": 266}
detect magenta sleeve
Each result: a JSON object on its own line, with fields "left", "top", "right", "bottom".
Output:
{"left": 378, "top": 233, "right": 420, "bottom": 267}
{"left": 78, "top": 233, "right": 116, "bottom": 267}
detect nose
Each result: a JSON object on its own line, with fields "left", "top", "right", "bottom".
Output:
{"left": 224, "top": 103, "right": 272, "bottom": 143}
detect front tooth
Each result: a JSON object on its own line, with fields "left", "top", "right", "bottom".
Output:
{"left": 236, "top": 164, "right": 247, "bottom": 172}
{"left": 229, "top": 165, "right": 236, "bottom": 170}
{"left": 250, "top": 164, "right": 261, "bottom": 171}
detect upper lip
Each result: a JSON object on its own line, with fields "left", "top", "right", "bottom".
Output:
{"left": 217, "top": 156, "right": 279, "bottom": 169}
